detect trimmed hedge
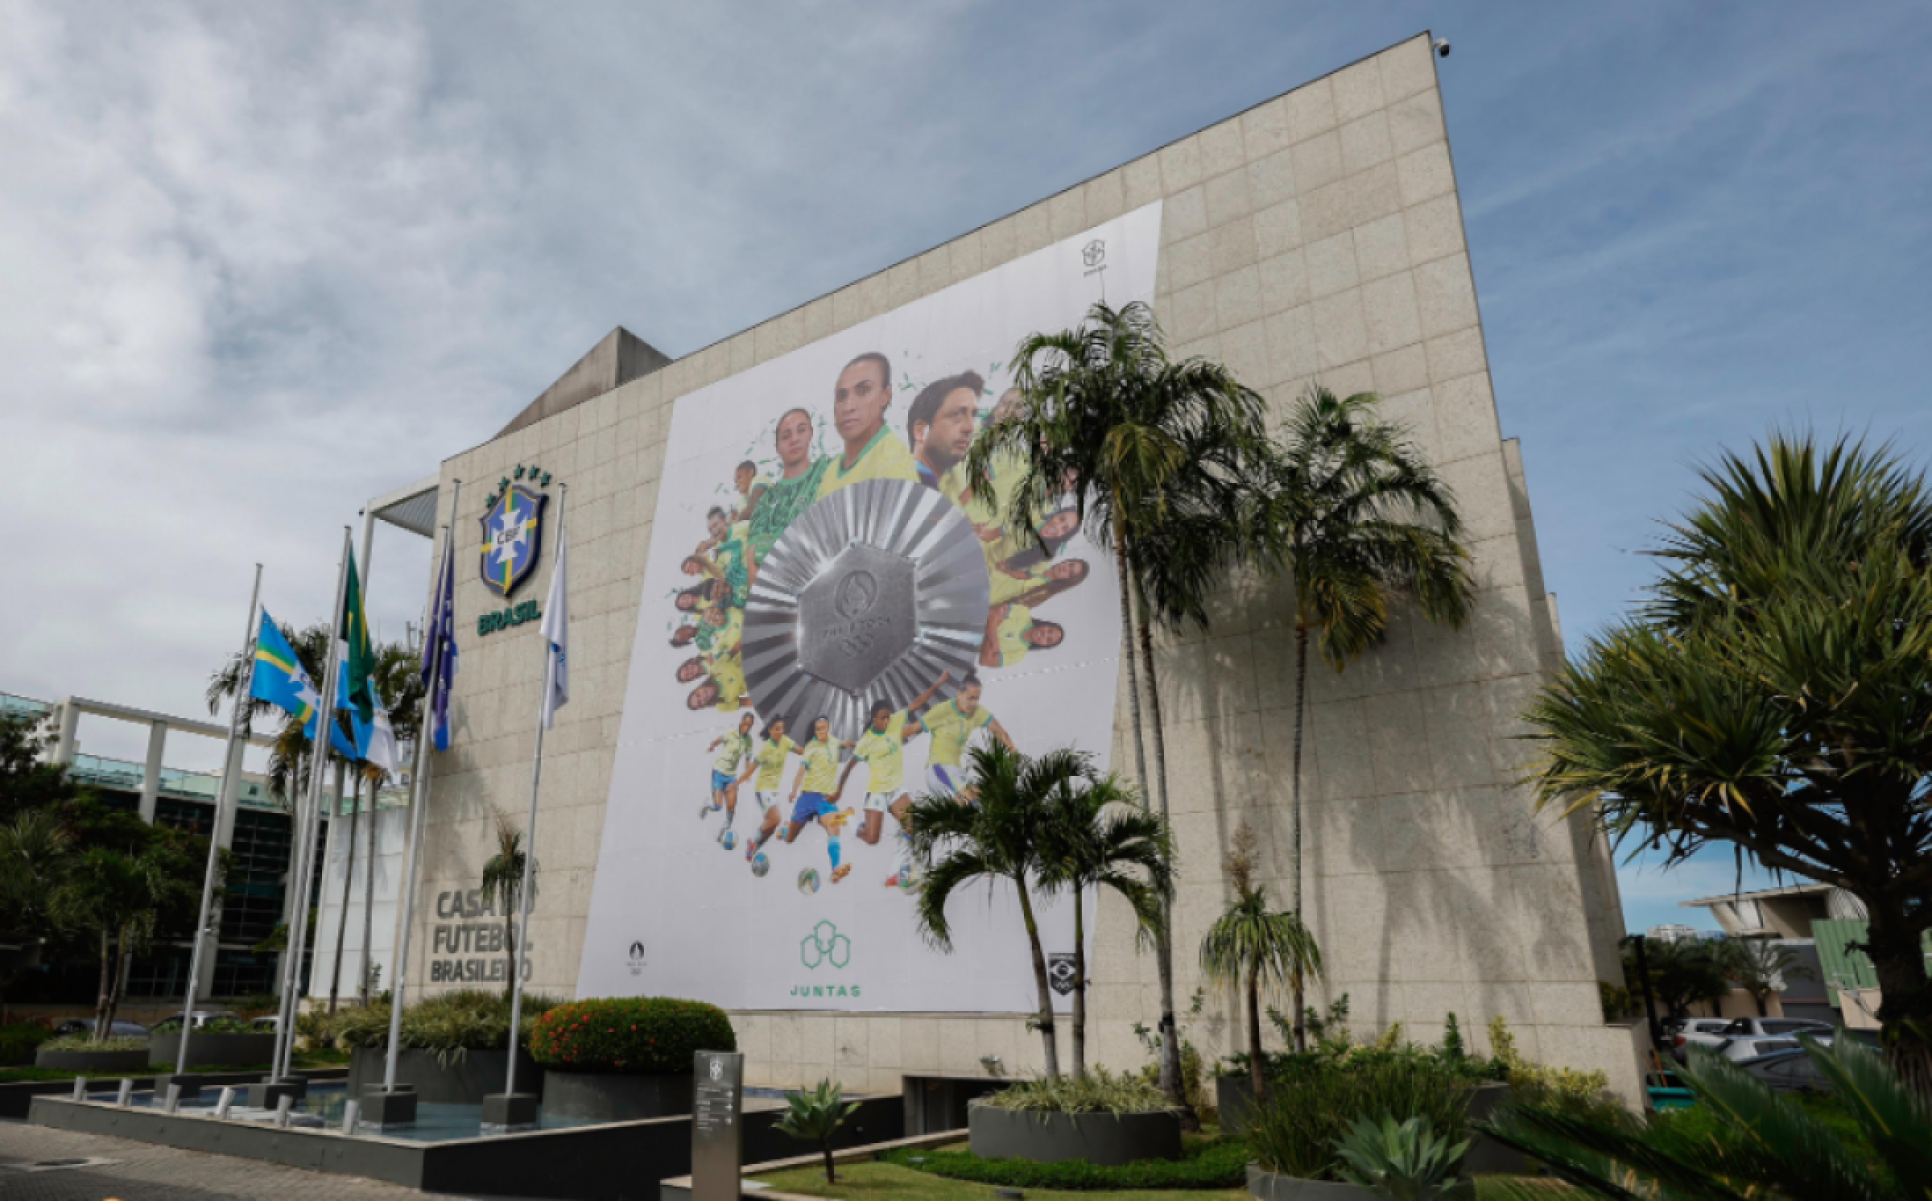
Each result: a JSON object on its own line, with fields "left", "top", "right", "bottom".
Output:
{"left": 529, "top": 997, "right": 734, "bottom": 1075}
{"left": 882, "top": 1136, "right": 1248, "bottom": 1190}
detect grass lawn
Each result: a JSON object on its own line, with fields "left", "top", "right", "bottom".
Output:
{"left": 752, "top": 1161, "right": 1570, "bottom": 1200}
{"left": 750, "top": 1160, "right": 1249, "bottom": 1200}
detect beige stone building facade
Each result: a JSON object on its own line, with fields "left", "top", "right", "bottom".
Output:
{"left": 386, "top": 33, "right": 1644, "bottom": 1102}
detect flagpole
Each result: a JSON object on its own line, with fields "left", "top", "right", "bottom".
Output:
{"left": 354, "top": 507, "right": 379, "bottom": 1008}
{"left": 271, "top": 527, "right": 353, "bottom": 1081}
{"left": 174, "top": 563, "right": 262, "bottom": 1083}
{"left": 503, "top": 484, "right": 564, "bottom": 1103}
{"left": 383, "top": 479, "right": 460, "bottom": 1097}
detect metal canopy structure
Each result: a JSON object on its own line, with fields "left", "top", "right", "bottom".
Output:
{"left": 367, "top": 474, "right": 440, "bottom": 539}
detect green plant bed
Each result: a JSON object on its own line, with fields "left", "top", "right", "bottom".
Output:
{"left": 331, "top": 987, "right": 561, "bottom": 1057}
{"left": 754, "top": 1157, "right": 1249, "bottom": 1200}
{"left": 885, "top": 1135, "right": 1247, "bottom": 1190}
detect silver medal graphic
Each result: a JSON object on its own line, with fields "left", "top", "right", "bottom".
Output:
{"left": 743, "top": 479, "right": 989, "bottom": 741}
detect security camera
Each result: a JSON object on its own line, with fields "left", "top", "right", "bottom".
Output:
{"left": 1433, "top": 38, "right": 1451, "bottom": 58}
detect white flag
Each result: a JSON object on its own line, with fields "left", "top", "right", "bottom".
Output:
{"left": 365, "top": 686, "right": 403, "bottom": 777}
{"left": 538, "top": 519, "right": 570, "bottom": 729}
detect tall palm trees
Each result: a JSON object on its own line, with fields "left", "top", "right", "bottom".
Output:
{"left": 968, "top": 300, "right": 1262, "bottom": 1102}
{"left": 907, "top": 743, "right": 1172, "bottom": 1080}
{"left": 1247, "top": 386, "right": 1474, "bottom": 1049}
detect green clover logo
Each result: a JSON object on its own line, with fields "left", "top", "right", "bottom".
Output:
{"left": 800, "top": 920, "right": 851, "bottom": 970}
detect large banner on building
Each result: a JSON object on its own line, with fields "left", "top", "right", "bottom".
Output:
{"left": 578, "top": 203, "right": 1161, "bottom": 1012}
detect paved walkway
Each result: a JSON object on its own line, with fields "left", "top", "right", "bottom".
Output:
{"left": 0, "top": 1120, "right": 524, "bottom": 1201}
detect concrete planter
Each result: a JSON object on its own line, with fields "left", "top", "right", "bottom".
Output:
{"left": 967, "top": 1104, "right": 1181, "bottom": 1166}
{"left": 1247, "top": 1164, "right": 1378, "bottom": 1201}
{"left": 1217, "top": 1073, "right": 1259, "bottom": 1134}
{"left": 346, "top": 1046, "right": 543, "bottom": 1106}
{"left": 1459, "top": 1082, "right": 1525, "bottom": 1175}
{"left": 541, "top": 1070, "right": 694, "bottom": 1121}
{"left": 146, "top": 1032, "right": 278, "bottom": 1069}
{"left": 34, "top": 1046, "right": 149, "bottom": 1073}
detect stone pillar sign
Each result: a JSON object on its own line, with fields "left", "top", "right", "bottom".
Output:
{"left": 691, "top": 1050, "right": 743, "bottom": 1201}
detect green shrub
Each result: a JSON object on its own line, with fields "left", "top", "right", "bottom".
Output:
{"left": 0, "top": 1023, "right": 52, "bottom": 1062}
{"left": 528, "top": 997, "right": 735, "bottom": 1074}
{"left": 1246, "top": 1056, "right": 1472, "bottom": 1180}
{"left": 332, "top": 989, "right": 561, "bottom": 1065}
{"left": 151, "top": 1017, "right": 255, "bottom": 1034}
{"left": 976, "top": 1067, "right": 1170, "bottom": 1116}
{"left": 1486, "top": 1015, "right": 1618, "bottom": 1124}
{"left": 885, "top": 1136, "right": 1248, "bottom": 1190}
{"left": 39, "top": 1034, "right": 147, "bottom": 1053}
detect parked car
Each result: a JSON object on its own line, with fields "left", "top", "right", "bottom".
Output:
{"left": 1738, "top": 1048, "right": 1833, "bottom": 1093}
{"left": 1718, "top": 1017, "right": 1836, "bottom": 1041}
{"left": 249, "top": 1015, "right": 280, "bottom": 1033}
{"left": 1670, "top": 1018, "right": 1733, "bottom": 1064}
{"left": 149, "top": 1009, "right": 241, "bottom": 1032}
{"left": 52, "top": 1018, "right": 148, "bottom": 1039}
{"left": 1719, "top": 1036, "right": 1802, "bottom": 1063}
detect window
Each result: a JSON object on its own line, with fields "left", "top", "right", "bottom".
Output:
{"left": 1764, "top": 1020, "right": 1829, "bottom": 1036}
{"left": 1723, "top": 1019, "right": 1751, "bottom": 1035}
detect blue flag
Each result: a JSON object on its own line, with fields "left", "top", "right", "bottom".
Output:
{"left": 251, "top": 612, "right": 324, "bottom": 739}
{"left": 422, "top": 531, "right": 459, "bottom": 751}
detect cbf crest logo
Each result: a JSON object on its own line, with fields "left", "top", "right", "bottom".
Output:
{"left": 481, "top": 483, "right": 549, "bottom": 599}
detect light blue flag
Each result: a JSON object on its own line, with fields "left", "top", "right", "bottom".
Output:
{"left": 251, "top": 612, "right": 323, "bottom": 737}
{"left": 250, "top": 611, "right": 361, "bottom": 759}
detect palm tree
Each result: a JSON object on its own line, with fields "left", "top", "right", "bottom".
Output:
{"left": 967, "top": 299, "right": 1264, "bottom": 1101}
{"left": 907, "top": 744, "right": 1081, "bottom": 1078}
{"left": 1032, "top": 753, "right": 1174, "bottom": 1079}
{"left": 1721, "top": 938, "right": 1813, "bottom": 1018}
{"left": 1246, "top": 385, "right": 1473, "bottom": 1050}
{"left": 479, "top": 811, "right": 525, "bottom": 997}
{"left": 1522, "top": 433, "right": 1932, "bottom": 1092}
{"left": 1198, "top": 821, "right": 1321, "bottom": 1107}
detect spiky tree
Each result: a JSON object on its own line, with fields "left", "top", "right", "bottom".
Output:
{"left": 1245, "top": 386, "right": 1473, "bottom": 1050}
{"left": 1523, "top": 433, "right": 1932, "bottom": 1093}
{"left": 1033, "top": 754, "right": 1174, "bottom": 1078}
{"left": 1478, "top": 1039, "right": 1932, "bottom": 1201}
{"left": 0, "top": 810, "right": 70, "bottom": 1020}
{"left": 1198, "top": 821, "right": 1321, "bottom": 1107}
{"left": 967, "top": 300, "right": 1264, "bottom": 1102}
{"left": 479, "top": 811, "right": 525, "bottom": 998}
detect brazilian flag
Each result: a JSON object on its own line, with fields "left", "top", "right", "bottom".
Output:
{"left": 343, "top": 549, "right": 376, "bottom": 725}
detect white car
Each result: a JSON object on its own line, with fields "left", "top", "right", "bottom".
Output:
{"left": 1669, "top": 1018, "right": 1733, "bottom": 1064}
{"left": 1717, "top": 1017, "right": 1835, "bottom": 1042}
{"left": 1718, "top": 1035, "right": 1802, "bottom": 1063}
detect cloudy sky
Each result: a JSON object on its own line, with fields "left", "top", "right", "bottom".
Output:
{"left": 6, "top": 1, "right": 1928, "bottom": 933}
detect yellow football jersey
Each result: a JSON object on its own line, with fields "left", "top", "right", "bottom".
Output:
{"left": 852, "top": 711, "right": 909, "bottom": 793}
{"left": 816, "top": 426, "right": 919, "bottom": 501}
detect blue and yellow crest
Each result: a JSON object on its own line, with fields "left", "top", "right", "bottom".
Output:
{"left": 480, "top": 484, "right": 549, "bottom": 599}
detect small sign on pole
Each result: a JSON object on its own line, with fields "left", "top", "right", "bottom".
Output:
{"left": 691, "top": 1051, "right": 744, "bottom": 1201}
